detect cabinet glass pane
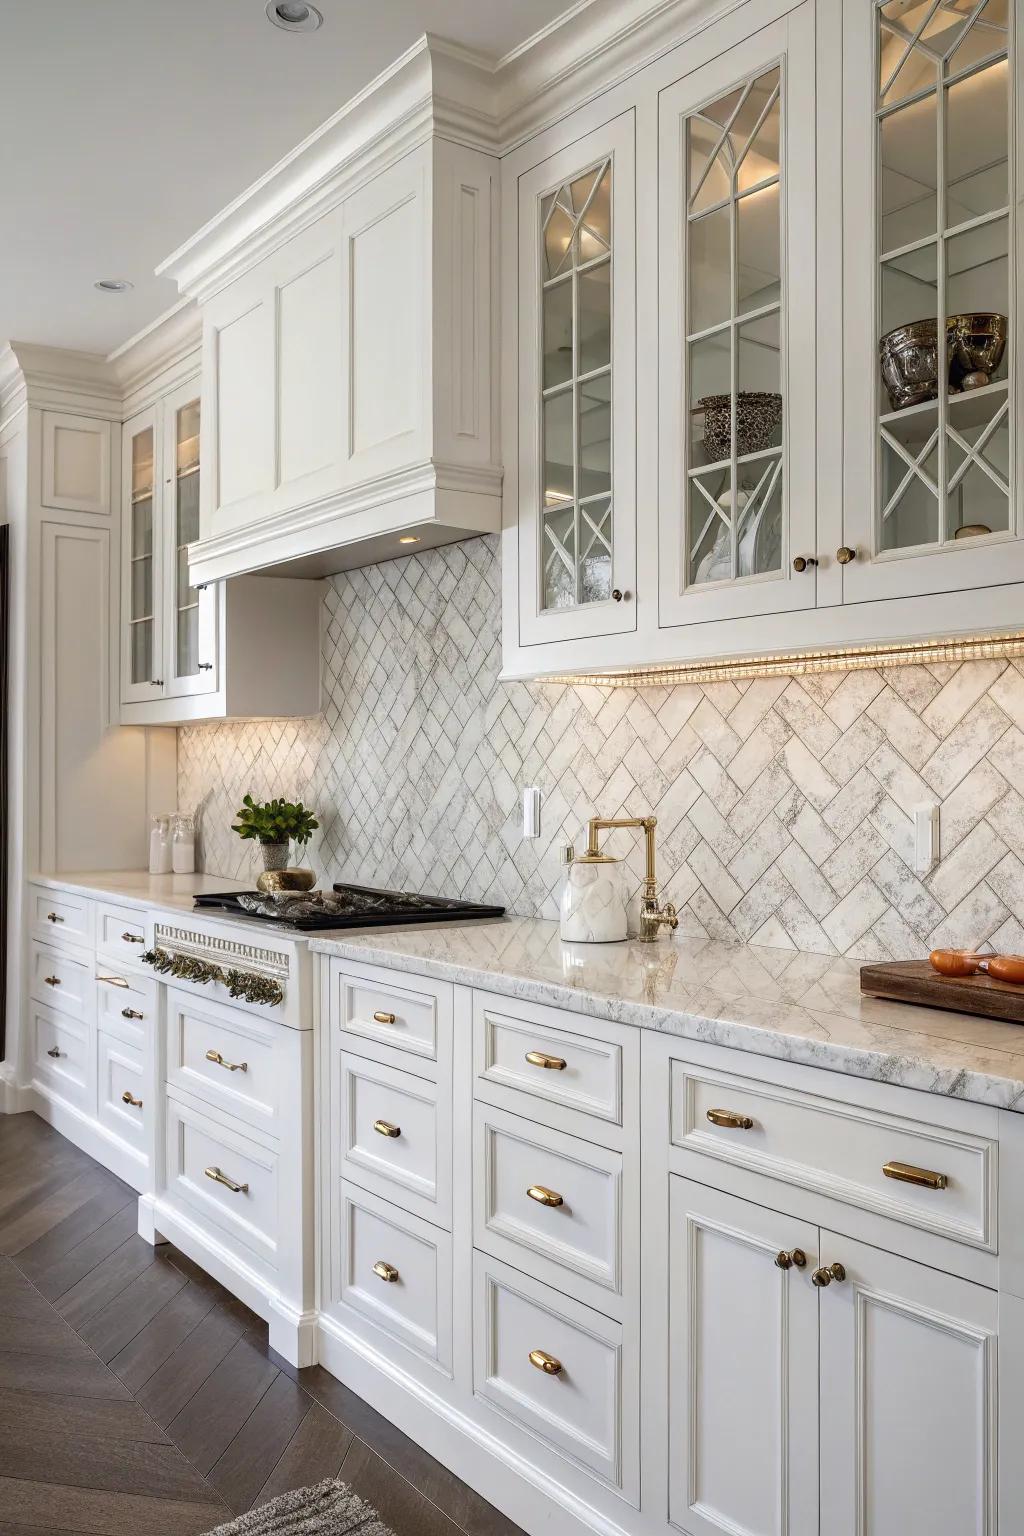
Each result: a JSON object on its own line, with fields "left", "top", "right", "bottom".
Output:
{"left": 129, "top": 425, "right": 154, "bottom": 685}
{"left": 684, "top": 66, "right": 784, "bottom": 589}
{"left": 874, "top": 0, "right": 1012, "bottom": 553}
{"left": 537, "top": 158, "right": 614, "bottom": 611}
{"left": 131, "top": 621, "right": 153, "bottom": 686}
{"left": 174, "top": 398, "right": 201, "bottom": 680}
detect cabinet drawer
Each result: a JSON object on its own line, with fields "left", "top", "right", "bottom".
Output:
{"left": 337, "top": 1184, "right": 452, "bottom": 1372}
{"left": 95, "top": 968, "right": 156, "bottom": 1050}
{"left": 672, "top": 1061, "right": 996, "bottom": 1250}
{"left": 331, "top": 959, "right": 450, "bottom": 1072}
{"left": 165, "top": 1095, "right": 278, "bottom": 1273}
{"left": 474, "top": 994, "right": 622, "bottom": 1126}
{"left": 474, "top": 1103, "right": 622, "bottom": 1299}
{"left": 97, "top": 1033, "right": 146, "bottom": 1151}
{"left": 474, "top": 1253, "right": 631, "bottom": 1492}
{"left": 28, "top": 885, "right": 93, "bottom": 949}
{"left": 31, "top": 1003, "right": 91, "bottom": 1111}
{"left": 95, "top": 903, "right": 148, "bottom": 969}
{"left": 337, "top": 1052, "right": 451, "bottom": 1227}
{"left": 167, "top": 988, "right": 282, "bottom": 1136}
{"left": 29, "top": 941, "right": 93, "bottom": 1020}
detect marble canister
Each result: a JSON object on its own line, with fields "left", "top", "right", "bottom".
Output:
{"left": 560, "top": 857, "right": 629, "bottom": 943}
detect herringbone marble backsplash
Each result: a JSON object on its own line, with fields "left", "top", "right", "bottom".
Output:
{"left": 178, "top": 535, "right": 1024, "bottom": 960}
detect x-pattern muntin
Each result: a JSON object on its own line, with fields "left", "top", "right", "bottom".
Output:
{"left": 542, "top": 160, "right": 611, "bottom": 280}
{"left": 688, "top": 73, "right": 782, "bottom": 217}
{"left": 690, "top": 453, "right": 784, "bottom": 575}
{"left": 878, "top": 0, "right": 999, "bottom": 101}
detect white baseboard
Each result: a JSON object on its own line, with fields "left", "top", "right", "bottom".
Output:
{"left": 0, "top": 1066, "right": 33, "bottom": 1114}
{"left": 30, "top": 1085, "right": 148, "bottom": 1191}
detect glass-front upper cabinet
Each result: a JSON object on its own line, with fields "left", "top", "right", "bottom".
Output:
{"left": 122, "top": 408, "right": 162, "bottom": 705}
{"left": 162, "top": 383, "right": 216, "bottom": 698}
{"left": 516, "top": 111, "right": 637, "bottom": 646}
{"left": 658, "top": 8, "right": 817, "bottom": 627}
{"left": 843, "top": 0, "right": 1021, "bottom": 602}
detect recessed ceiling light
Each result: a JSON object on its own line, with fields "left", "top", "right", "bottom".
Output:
{"left": 266, "top": 1, "right": 323, "bottom": 30}
{"left": 94, "top": 278, "right": 134, "bottom": 293}
{"left": 398, "top": 535, "right": 420, "bottom": 545}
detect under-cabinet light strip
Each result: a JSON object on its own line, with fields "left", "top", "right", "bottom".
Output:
{"left": 545, "top": 631, "right": 1024, "bottom": 688}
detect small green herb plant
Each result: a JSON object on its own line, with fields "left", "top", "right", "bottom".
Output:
{"left": 231, "top": 794, "right": 319, "bottom": 847}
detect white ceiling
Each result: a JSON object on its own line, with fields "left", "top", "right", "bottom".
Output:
{"left": 0, "top": 0, "right": 576, "bottom": 357}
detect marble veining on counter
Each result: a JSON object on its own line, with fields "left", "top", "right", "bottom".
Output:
{"left": 312, "top": 918, "right": 1024, "bottom": 1112}
{"left": 32, "top": 870, "right": 252, "bottom": 917}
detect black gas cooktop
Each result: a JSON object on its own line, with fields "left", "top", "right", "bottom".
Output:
{"left": 192, "top": 882, "right": 505, "bottom": 932}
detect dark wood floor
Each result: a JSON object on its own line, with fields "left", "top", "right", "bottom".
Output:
{"left": 0, "top": 1111, "right": 521, "bottom": 1536}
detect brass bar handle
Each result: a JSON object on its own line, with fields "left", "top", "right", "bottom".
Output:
{"left": 97, "top": 974, "right": 130, "bottom": 988}
{"left": 373, "top": 1261, "right": 399, "bottom": 1283}
{"left": 122, "top": 1007, "right": 144, "bottom": 1020}
{"left": 45, "top": 912, "right": 64, "bottom": 923}
{"left": 527, "top": 1185, "right": 564, "bottom": 1207}
{"left": 525, "top": 1050, "right": 567, "bottom": 1071}
{"left": 43, "top": 975, "right": 61, "bottom": 987}
{"left": 812, "top": 1262, "right": 847, "bottom": 1288}
{"left": 883, "top": 1160, "right": 948, "bottom": 1190}
{"left": 373, "top": 1011, "right": 397, "bottom": 1025}
{"left": 529, "top": 1349, "right": 563, "bottom": 1376}
{"left": 206, "top": 1049, "right": 248, "bottom": 1073}
{"left": 46, "top": 1045, "right": 62, "bottom": 1058}
{"left": 204, "top": 1165, "right": 249, "bottom": 1194}
{"left": 121, "top": 1091, "right": 143, "bottom": 1109}
{"left": 706, "top": 1107, "right": 754, "bottom": 1130}
{"left": 122, "top": 933, "right": 145, "bottom": 945}
{"left": 775, "top": 1248, "right": 807, "bottom": 1270}
{"left": 373, "top": 1119, "right": 401, "bottom": 1138}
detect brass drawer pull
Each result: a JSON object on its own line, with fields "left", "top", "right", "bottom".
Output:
{"left": 525, "top": 1050, "right": 567, "bottom": 1071}
{"left": 775, "top": 1248, "right": 807, "bottom": 1270}
{"left": 206, "top": 1049, "right": 248, "bottom": 1073}
{"left": 373, "top": 1119, "right": 401, "bottom": 1138}
{"left": 883, "top": 1160, "right": 948, "bottom": 1190}
{"left": 122, "top": 932, "right": 145, "bottom": 945}
{"left": 45, "top": 912, "right": 64, "bottom": 923}
{"left": 373, "top": 1260, "right": 400, "bottom": 1283}
{"left": 122, "top": 1007, "right": 144, "bottom": 1020}
{"left": 121, "top": 1091, "right": 143, "bottom": 1109}
{"left": 529, "top": 1349, "right": 562, "bottom": 1375}
{"left": 204, "top": 1165, "right": 249, "bottom": 1194}
{"left": 372, "top": 1010, "right": 397, "bottom": 1025}
{"left": 706, "top": 1107, "right": 754, "bottom": 1130}
{"left": 527, "top": 1185, "right": 564, "bottom": 1207}
{"left": 812, "top": 1262, "right": 847, "bottom": 1288}
{"left": 46, "top": 1045, "right": 62, "bottom": 1058}
{"left": 97, "top": 974, "right": 130, "bottom": 988}
{"left": 43, "top": 975, "right": 61, "bottom": 987}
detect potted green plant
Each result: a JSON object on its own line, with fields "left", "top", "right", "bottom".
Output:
{"left": 231, "top": 794, "right": 319, "bottom": 872}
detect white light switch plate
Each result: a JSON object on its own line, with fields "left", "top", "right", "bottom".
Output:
{"left": 522, "top": 786, "right": 541, "bottom": 839}
{"left": 913, "top": 802, "right": 939, "bottom": 875}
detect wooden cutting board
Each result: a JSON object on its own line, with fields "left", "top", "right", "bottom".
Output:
{"left": 860, "top": 960, "right": 1024, "bottom": 1023}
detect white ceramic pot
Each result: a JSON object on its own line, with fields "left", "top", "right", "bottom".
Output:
{"left": 560, "top": 857, "right": 629, "bottom": 943}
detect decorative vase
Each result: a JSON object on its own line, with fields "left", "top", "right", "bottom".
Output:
{"left": 260, "top": 840, "right": 290, "bottom": 872}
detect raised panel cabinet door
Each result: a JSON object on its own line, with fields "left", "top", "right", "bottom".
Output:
{"left": 202, "top": 277, "right": 275, "bottom": 538}
{"left": 516, "top": 110, "right": 637, "bottom": 646}
{"left": 818, "top": 1230, "right": 997, "bottom": 1536}
{"left": 42, "top": 412, "right": 111, "bottom": 514}
{"left": 160, "top": 380, "right": 217, "bottom": 697}
{"left": 658, "top": 6, "right": 818, "bottom": 629}
{"left": 120, "top": 407, "right": 165, "bottom": 705}
{"left": 841, "top": 0, "right": 1024, "bottom": 603}
{"left": 668, "top": 1177, "right": 819, "bottom": 1536}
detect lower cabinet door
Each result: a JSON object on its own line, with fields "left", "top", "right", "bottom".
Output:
{"left": 165, "top": 1095, "right": 279, "bottom": 1275}
{"left": 96, "top": 1031, "right": 146, "bottom": 1152}
{"left": 818, "top": 1231, "right": 997, "bottom": 1536}
{"left": 668, "top": 1177, "right": 819, "bottom": 1536}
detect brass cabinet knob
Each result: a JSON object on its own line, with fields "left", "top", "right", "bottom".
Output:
{"left": 373, "top": 1260, "right": 400, "bottom": 1283}
{"left": 206, "top": 1048, "right": 248, "bottom": 1073}
{"left": 525, "top": 1050, "right": 567, "bottom": 1071}
{"left": 43, "top": 975, "right": 61, "bottom": 987}
{"left": 836, "top": 546, "right": 856, "bottom": 564}
{"left": 527, "top": 1185, "right": 564, "bottom": 1207}
{"left": 611, "top": 588, "right": 625, "bottom": 602}
{"left": 204, "top": 1165, "right": 249, "bottom": 1195}
{"left": 792, "top": 556, "right": 818, "bottom": 572}
{"left": 775, "top": 1248, "right": 807, "bottom": 1270}
{"left": 373, "top": 1011, "right": 397, "bottom": 1025}
{"left": 46, "top": 1045, "right": 62, "bottom": 1058}
{"left": 528, "top": 1349, "right": 563, "bottom": 1375}
{"left": 812, "top": 1262, "right": 847, "bottom": 1288}
{"left": 121, "top": 1091, "right": 143, "bottom": 1109}
{"left": 706, "top": 1107, "right": 754, "bottom": 1130}
{"left": 122, "top": 1007, "right": 144, "bottom": 1020}
{"left": 882, "top": 1160, "right": 947, "bottom": 1190}
{"left": 45, "top": 912, "right": 63, "bottom": 923}
{"left": 373, "top": 1119, "right": 401, "bottom": 1138}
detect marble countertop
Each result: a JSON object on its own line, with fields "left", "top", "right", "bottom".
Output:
{"left": 31, "top": 870, "right": 252, "bottom": 917}
{"left": 312, "top": 918, "right": 1024, "bottom": 1113}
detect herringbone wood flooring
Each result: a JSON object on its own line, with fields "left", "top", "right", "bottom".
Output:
{"left": 0, "top": 1111, "right": 521, "bottom": 1536}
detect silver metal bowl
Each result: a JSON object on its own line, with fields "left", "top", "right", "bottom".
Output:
{"left": 879, "top": 319, "right": 938, "bottom": 411}
{"left": 698, "top": 391, "right": 783, "bottom": 462}
{"left": 948, "top": 312, "right": 1007, "bottom": 391}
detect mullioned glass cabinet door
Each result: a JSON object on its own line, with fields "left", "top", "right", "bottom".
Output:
{"left": 121, "top": 406, "right": 164, "bottom": 705}
{"left": 842, "top": 0, "right": 1023, "bottom": 603}
{"left": 516, "top": 111, "right": 637, "bottom": 646}
{"left": 658, "top": 6, "right": 818, "bottom": 629}
{"left": 161, "top": 381, "right": 217, "bottom": 698}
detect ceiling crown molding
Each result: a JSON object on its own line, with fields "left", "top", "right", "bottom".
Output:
{"left": 107, "top": 299, "right": 202, "bottom": 403}
{"left": 4, "top": 342, "right": 123, "bottom": 420}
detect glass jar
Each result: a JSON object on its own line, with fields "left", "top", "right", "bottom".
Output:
{"left": 171, "top": 812, "right": 196, "bottom": 875}
{"left": 148, "top": 814, "right": 172, "bottom": 875}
